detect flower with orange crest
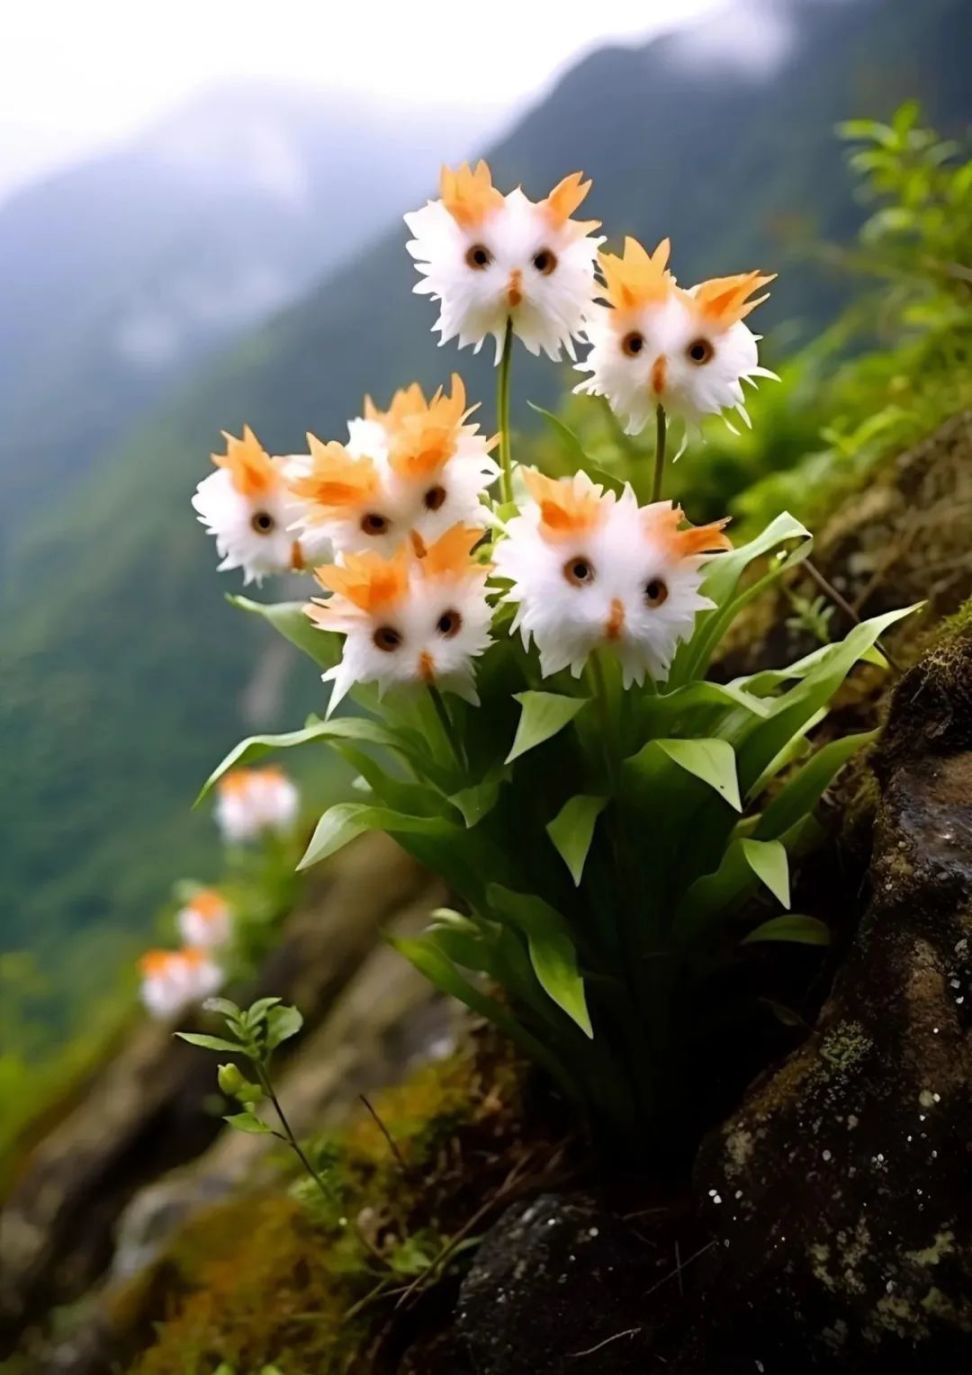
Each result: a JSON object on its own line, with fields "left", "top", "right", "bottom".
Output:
{"left": 494, "top": 468, "right": 731, "bottom": 683}
{"left": 405, "top": 162, "right": 603, "bottom": 362}
{"left": 576, "top": 236, "right": 778, "bottom": 435}
{"left": 289, "top": 375, "right": 498, "bottom": 555}
{"left": 138, "top": 947, "right": 223, "bottom": 1020}
{"left": 176, "top": 887, "right": 233, "bottom": 950}
{"left": 215, "top": 765, "right": 300, "bottom": 844}
{"left": 306, "top": 526, "right": 492, "bottom": 711}
{"left": 192, "top": 426, "right": 330, "bottom": 583}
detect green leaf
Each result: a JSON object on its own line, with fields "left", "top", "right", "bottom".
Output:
{"left": 742, "top": 914, "right": 830, "bottom": 946}
{"left": 228, "top": 594, "right": 340, "bottom": 669}
{"left": 449, "top": 771, "right": 505, "bottom": 827}
{"left": 526, "top": 403, "right": 591, "bottom": 468}
{"left": 546, "top": 795, "right": 607, "bottom": 886}
{"left": 265, "top": 1004, "right": 304, "bottom": 1050}
{"left": 486, "top": 885, "right": 592, "bottom": 1037}
{"left": 202, "top": 997, "right": 242, "bottom": 1019}
{"left": 653, "top": 738, "right": 742, "bottom": 811}
{"left": 175, "top": 1032, "right": 245, "bottom": 1054}
{"left": 756, "top": 730, "right": 876, "bottom": 840}
{"left": 736, "top": 606, "right": 919, "bottom": 795}
{"left": 740, "top": 838, "right": 791, "bottom": 908}
{"left": 671, "top": 513, "right": 812, "bottom": 685}
{"left": 505, "top": 691, "right": 588, "bottom": 764}
{"left": 391, "top": 935, "right": 573, "bottom": 1084}
{"left": 298, "top": 802, "right": 453, "bottom": 869}
{"left": 196, "top": 715, "right": 403, "bottom": 806}
{"left": 243, "top": 997, "right": 282, "bottom": 1026}
{"left": 224, "top": 1111, "right": 274, "bottom": 1134}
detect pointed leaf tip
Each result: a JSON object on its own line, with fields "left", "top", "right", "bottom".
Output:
{"left": 654, "top": 738, "right": 742, "bottom": 811}
{"left": 546, "top": 795, "right": 607, "bottom": 886}
{"left": 506, "top": 692, "right": 588, "bottom": 764}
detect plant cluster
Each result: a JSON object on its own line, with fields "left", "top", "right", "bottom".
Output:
{"left": 186, "top": 157, "right": 915, "bottom": 1143}
{"left": 137, "top": 767, "right": 303, "bottom": 1020}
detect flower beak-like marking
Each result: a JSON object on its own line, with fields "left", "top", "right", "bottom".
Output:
{"left": 605, "top": 597, "right": 625, "bottom": 641}
{"left": 507, "top": 268, "right": 523, "bottom": 310}
{"left": 290, "top": 540, "right": 305, "bottom": 571}
{"left": 651, "top": 355, "right": 667, "bottom": 397}
{"left": 418, "top": 649, "right": 436, "bottom": 682}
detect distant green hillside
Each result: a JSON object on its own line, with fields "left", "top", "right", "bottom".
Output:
{"left": 3, "top": 0, "right": 970, "bottom": 981}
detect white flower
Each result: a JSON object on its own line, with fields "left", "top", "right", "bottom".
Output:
{"left": 575, "top": 237, "right": 777, "bottom": 435}
{"left": 138, "top": 948, "right": 223, "bottom": 1020}
{"left": 251, "top": 765, "right": 300, "bottom": 833}
{"left": 176, "top": 888, "right": 233, "bottom": 949}
{"left": 288, "top": 375, "right": 498, "bottom": 556}
{"left": 306, "top": 526, "right": 493, "bottom": 713}
{"left": 215, "top": 766, "right": 299, "bottom": 844}
{"left": 405, "top": 162, "right": 603, "bottom": 362}
{"left": 493, "top": 469, "right": 731, "bottom": 685}
{"left": 192, "top": 427, "right": 328, "bottom": 583}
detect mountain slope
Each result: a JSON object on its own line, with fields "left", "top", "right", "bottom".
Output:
{"left": 4, "top": 0, "right": 971, "bottom": 968}
{"left": 0, "top": 84, "right": 488, "bottom": 565}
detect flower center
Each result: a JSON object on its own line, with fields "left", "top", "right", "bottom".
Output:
{"left": 563, "top": 556, "right": 596, "bottom": 587}
{"left": 465, "top": 244, "right": 493, "bottom": 270}
{"left": 250, "top": 510, "right": 275, "bottom": 535}
{"left": 687, "top": 338, "right": 714, "bottom": 365}
{"left": 436, "top": 608, "right": 463, "bottom": 639}
{"left": 372, "top": 626, "right": 403, "bottom": 652}
{"left": 644, "top": 578, "right": 669, "bottom": 608}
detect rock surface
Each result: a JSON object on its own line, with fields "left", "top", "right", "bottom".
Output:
{"left": 694, "top": 632, "right": 972, "bottom": 1371}
{"left": 458, "top": 1194, "right": 663, "bottom": 1374}
{"left": 719, "top": 410, "right": 972, "bottom": 678}
{"left": 0, "top": 833, "right": 438, "bottom": 1350}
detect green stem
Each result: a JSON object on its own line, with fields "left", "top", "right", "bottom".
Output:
{"left": 255, "top": 1064, "right": 331, "bottom": 1202}
{"left": 584, "top": 654, "right": 654, "bottom": 1128}
{"left": 650, "top": 403, "right": 668, "bottom": 503}
{"left": 428, "top": 685, "right": 468, "bottom": 773}
{"left": 803, "top": 559, "right": 902, "bottom": 673}
{"left": 497, "top": 316, "right": 514, "bottom": 505}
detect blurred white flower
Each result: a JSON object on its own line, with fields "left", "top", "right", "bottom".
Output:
{"left": 138, "top": 947, "right": 223, "bottom": 1020}
{"left": 215, "top": 765, "right": 300, "bottom": 844}
{"left": 175, "top": 887, "right": 233, "bottom": 949}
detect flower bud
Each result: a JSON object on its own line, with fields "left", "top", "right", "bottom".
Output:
{"left": 217, "top": 1062, "right": 245, "bottom": 1096}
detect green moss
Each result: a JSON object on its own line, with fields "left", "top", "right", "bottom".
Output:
{"left": 819, "top": 1021, "right": 873, "bottom": 1073}
{"left": 122, "top": 1042, "right": 532, "bottom": 1374}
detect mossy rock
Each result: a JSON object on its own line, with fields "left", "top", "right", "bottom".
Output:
{"left": 113, "top": 1039, "right": 550, "bottom": 1374}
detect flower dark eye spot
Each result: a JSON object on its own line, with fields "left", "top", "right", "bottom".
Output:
{"left": 250, "top": 511, "right": 275, "bottom": 535}
{"left": 436, "top": 608, "right": 462, "bottom": 639}
{"left": 424, "top": 484, "right": 447, "bottom": 512}
{"left": 563, "top": 556, "right": 595, "bottom": 587}
{"left": 465, "top": 244, "right": 492, "bottom": 270}
{"left": 372, "top": 626, "right": 402, "bottom": 652}
{"left": 533, "top": 248, "right": 557, "bottom": 275}
{"left": 621, "top": 332, "right": 644, "bottom": 358}
{"left": 360, "top": 512, "right": 390, "bottom": 536}
{"left": 644, "top": 578, "right": 669, "bottom": 608}
{"left": 687, "top": 338, "right": 714, "bottom": 364}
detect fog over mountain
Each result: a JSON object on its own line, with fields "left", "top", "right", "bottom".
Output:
{"left": 0, "top": 84, "right": 491, "bottom": 554}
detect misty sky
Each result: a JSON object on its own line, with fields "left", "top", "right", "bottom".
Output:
{"left": 1, "top": 0, "right": 729, "bottom": 202}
